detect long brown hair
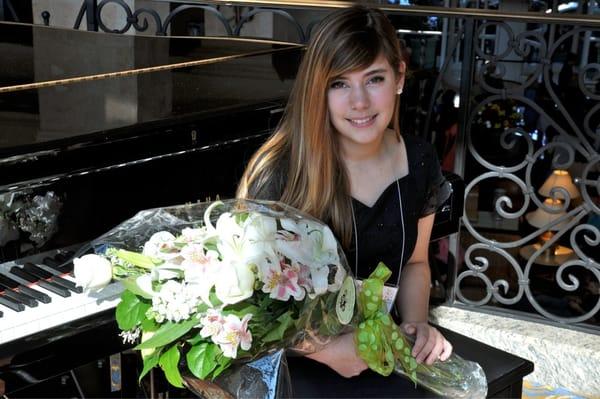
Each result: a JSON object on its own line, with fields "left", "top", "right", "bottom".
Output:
{"left": 237, "top": 6, "right": 405, "bottom": 249}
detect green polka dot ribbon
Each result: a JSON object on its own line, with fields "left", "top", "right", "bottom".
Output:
{"left": 355, "top": 262, "right": 418, "bottom": 384}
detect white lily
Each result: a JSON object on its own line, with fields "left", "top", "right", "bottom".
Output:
{"left": 243, "top": 213, "right": 277, "bottom": 258}
{"left": 276, "top": 219, "right": 345, "bottom": 294}
{"left": 135, "top": 274, "right": 155, "bottom": 298}
{"left": 73, "top": 254, "right": 113, "bottom": 292}
{"left": 214, "top": 259, "right": 255, "bottom": 305}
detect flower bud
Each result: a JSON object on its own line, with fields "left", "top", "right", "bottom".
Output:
{"left": 73, "top": 254, "right": 112, "bottom": 292}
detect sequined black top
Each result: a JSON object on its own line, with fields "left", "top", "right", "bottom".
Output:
{"left": 348, "top": 134, "right": 451, "bottom": 284}
{"left": 246, "top": 134, "right": 450, "bottom": 284}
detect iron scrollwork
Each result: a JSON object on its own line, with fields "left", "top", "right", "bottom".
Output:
{"left": 66, "top": 0, "right": 306, "bottom": 41}
{"left": 459, "top": 21, "right": 600, "bottom": 326}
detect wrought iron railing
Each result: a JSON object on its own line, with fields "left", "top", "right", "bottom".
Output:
{"left": 3, "top": 0, "right": 599, "bottom": 332}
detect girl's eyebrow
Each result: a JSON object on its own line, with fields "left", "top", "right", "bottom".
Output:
{"left": 334, "top": 67, "right": 389, "bottom": 81}
{"left": 364, "top": 68, "right": 388, "bottom": 76}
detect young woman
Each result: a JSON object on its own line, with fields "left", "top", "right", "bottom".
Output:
{"left": 237, "top": 5, "right": 453, "bottom": 378}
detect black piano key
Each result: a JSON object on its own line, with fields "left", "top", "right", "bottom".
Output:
{"left": 43, "top": 256, "right": 73, "bottom": 274}
{"left": 0, "top": 293, "right": 25, "bottom": 312}
{"left": 0, "top": 286, "right": 37, "bottom": 308}
{"left": 54, "top": 251, "right": 74, "bottom": 262}
{"left": 0, "top": 273, "right": 51, "bottom": 303}
{"left": 24, "top": 263, "right": 82, "bottom": 293}
{"left": 9, "top": 267, "right": 71, "bottom": 298}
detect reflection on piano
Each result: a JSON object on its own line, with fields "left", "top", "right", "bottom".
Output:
{"left": 0, "top": 21, "right": 463, "bottom": 397}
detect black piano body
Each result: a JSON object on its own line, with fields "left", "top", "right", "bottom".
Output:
{"left": 0, "top": 21, "right": 303, "bottom": 396}
{"left": 0, "top": 21, "right": 528, "bottom": 398}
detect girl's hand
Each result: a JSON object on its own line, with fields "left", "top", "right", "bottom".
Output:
{"left": 401, "top": 322, "right": 452, "bottom": 365}
{"left": 305, "top": 332, "right": 368, "bottom": 378}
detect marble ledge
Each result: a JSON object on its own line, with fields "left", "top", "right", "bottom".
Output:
{"left": 430, "top": 305, "right": 600, "bottom": 398}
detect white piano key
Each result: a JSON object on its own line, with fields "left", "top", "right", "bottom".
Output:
{"left": 0, "top": 280, "right": 124, "bottom": 346}
{"left": 0, "top": 246, "right": 125, "bottom": 346}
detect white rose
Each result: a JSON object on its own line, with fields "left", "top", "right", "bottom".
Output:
{"left": 73, "top": 254, "right": 113, "bottom": 292}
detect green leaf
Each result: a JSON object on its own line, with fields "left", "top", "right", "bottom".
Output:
{"left": 186, "top": 343, "right": 219, "bottom": 379}
{"left": 212, "top": 354, "right": 232, "bottom": 379}
{"left": 136, "top": 317, "right": 198, "bottom": 349}
{"left": 159, "top": 345, "right": 183, "bottom": 388}
{"left": 234, "top": 212, "right": 249, "bottom": 225}
{"left": 115, "top": 249, "right": 162, "bottom": 269}
{"left": 116, "top": 291, "right": 150, "bottom": 331}
{"left": 138, "top": 349, "right": 161, "bottom": 382}
{"left": 121, "top": 277, "right": 153, "bottom": 299}
{"left": 141, "top": 317, "right": 159, "bottom": 332}
{"left": 186, "top": 331, "right": 204, "bottom": 346}
{"left": 262, "top": 311, "right": 294, "bottom": 343}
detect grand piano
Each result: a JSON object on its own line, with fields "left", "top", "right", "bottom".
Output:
{"left": 0, "top": 20, "right": 528, "bottom": 398}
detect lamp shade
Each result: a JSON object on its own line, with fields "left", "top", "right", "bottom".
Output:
{"left": 538, "top": 169, "right": 580, "bottom": 200}
{"left": 526, "top": 198, "right": 570, "bottom": 230}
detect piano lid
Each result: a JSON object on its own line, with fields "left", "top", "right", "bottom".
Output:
{"left": 0, "top": 21, "right": 303, "bottom": 156}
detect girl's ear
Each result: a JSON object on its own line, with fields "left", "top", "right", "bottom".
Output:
{"left": 397, "top": 61, "right": 407, "bottom": 93}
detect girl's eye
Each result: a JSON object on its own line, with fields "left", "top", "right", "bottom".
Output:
{"left": 329, "top": 81, "right": 348, "bottom": 89}
{"left": 367, "top": 76, "right": 385, "bottom": 85}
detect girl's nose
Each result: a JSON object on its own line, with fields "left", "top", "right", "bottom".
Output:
{"left": 350, "top": 86, "right": 370, "bottom": 110}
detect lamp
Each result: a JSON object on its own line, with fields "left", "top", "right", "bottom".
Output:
{"left": 525, "top": 198, "right": 569, "bottom": 231}
{"left": 521, "top": 178, "right": 576, "bottom": 266}
{"left": 538, "top": 169, "right": 580, "bottom": 200}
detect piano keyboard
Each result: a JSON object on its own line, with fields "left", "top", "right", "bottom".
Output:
{"left": 0, "top": 247, "right": 123, "bottom": 346}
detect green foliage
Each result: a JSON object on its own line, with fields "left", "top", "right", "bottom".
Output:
{"left": 136, "top": 317, "right": 198, "bottom": 349}
{"left": 159, "top": 345, "right": 183, "bottom": 388}
{"left": 186, "top": 342, "right": 220, "bottom": 380}
{"left": 121, "top": 277, "right": 153, "bottom": 299}
{"left": 262, "top": 311, "right": 294, "bottom": 343}
{"left": 116, "top": 291, "right": 150, "bottom": 331}
{"left": 139, "top": 349, "right": 161, "bottom": 382}
{"left": 115, "top": 249, "right": 162, "bottom": 269}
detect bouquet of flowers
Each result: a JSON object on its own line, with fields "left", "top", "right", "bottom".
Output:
{"left": 73, "top": 199, "right": 486, "bottom": 398}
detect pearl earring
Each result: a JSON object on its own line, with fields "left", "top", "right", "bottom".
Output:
{"left": 397, "top": 88, "right": 403, "bottom": 95}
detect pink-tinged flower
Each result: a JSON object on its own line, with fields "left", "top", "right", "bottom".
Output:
{"left": 261, "top": 259, "right": 305, "bottom": 301}
{"left": 179, "top": 227, "right": 209, "bottom": 243}
{"left": 291, "top": 261, "right": 313, "bottom": 292}
{"left": 215, "top": 314, "right": 253, "bottom": 358}
{"left": 199, "top": 309, "right": 225, "bottom": 343}
{"left": 181, "top": 244, "right": 217, "bottom": 266}
{"left": 142, "top": 231, "right": 180, "bottom": 260}
{"left": 276, "top": 218, "right": 346, "bottom": 295}
{"left": 181, "top": 247, "right": 220, "bottom": 305}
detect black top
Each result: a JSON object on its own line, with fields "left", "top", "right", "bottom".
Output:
{"left": 249, "top": 134, "right": 450, "bottom": 284}
{"left": 348, "top": 134, "right": 451, "bottom": 283}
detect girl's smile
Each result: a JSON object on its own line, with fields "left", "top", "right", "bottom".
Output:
{"left": 327, "top": 54, "right": 404, "bottom": 154}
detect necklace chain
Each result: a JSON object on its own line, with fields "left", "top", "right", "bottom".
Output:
{"left": 351, "top": 178, "right": 405, "bottom": 285}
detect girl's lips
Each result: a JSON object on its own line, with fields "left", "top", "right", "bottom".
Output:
{"left": 346, "top": 114, "right": 377, "bottom": 128}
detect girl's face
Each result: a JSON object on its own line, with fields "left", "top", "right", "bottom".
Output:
{"left": 327, "top": 54, "right": 404, "bottom": 151}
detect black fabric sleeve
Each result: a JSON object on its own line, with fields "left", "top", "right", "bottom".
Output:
{"left": 420, "top": 145, "right": 452, "bottom": 217}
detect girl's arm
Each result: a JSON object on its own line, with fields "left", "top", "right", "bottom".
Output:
{"left": 397, "top": 213, "right": 453, "bottom": 365}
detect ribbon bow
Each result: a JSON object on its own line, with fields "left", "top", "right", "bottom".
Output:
{"left": 355, "top": 262, "right": 418, "bottom": 384}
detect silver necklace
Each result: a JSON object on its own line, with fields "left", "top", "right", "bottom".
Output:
{"left": 350, "top": 177, "right": 406, "bottom": 286}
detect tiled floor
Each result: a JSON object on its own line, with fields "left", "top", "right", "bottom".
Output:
{"left": 522, "top": 380, "right": 595, "bottom": 399}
